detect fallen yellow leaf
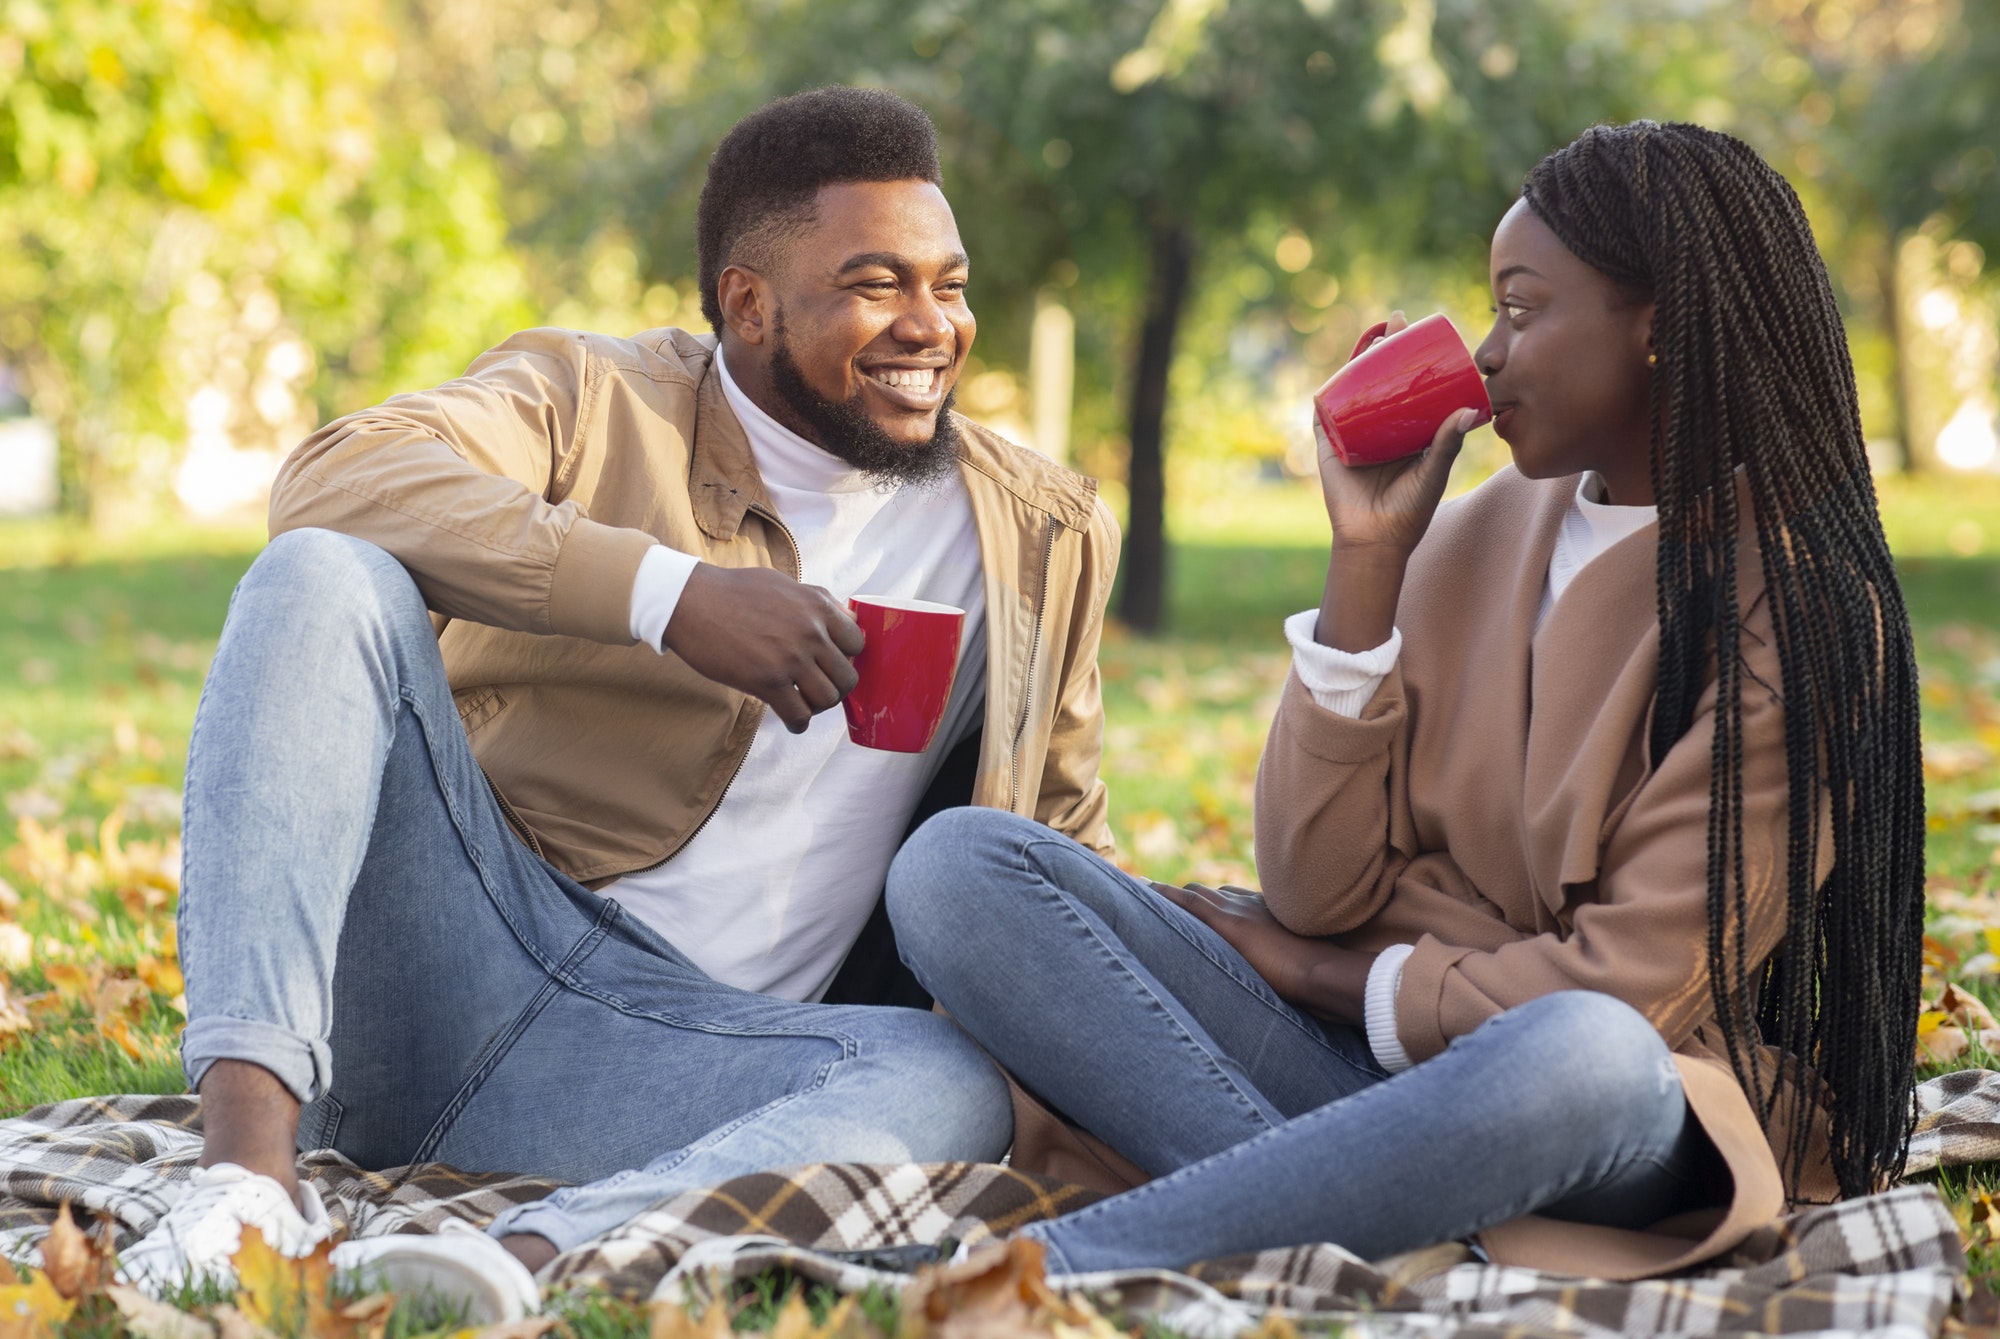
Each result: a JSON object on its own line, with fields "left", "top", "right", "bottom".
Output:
{"left": 106, "top": 1283, "right": 220, "bottom": 1339}
{"left": 40, "top": 1205, "right": 114, "bottom": 1299}
{"left": 137, "top": 953, "right": 185, "bottom": 998}
{"left": 648, "top": 1298, "right": 733, "bottom": 1339}
{"left": 897, "top": 1239, "right": 1119, "bottom": 1339}
{"left": 0, "top": 1273, "right": 78, "bottom": 1338}
{"left": 471, "top": 1319, "right": 562, "bottom": 1339}
{"left": 231, "top": 1227, "right": 340, "bottom": 1338}
{"left": 213, "top": 1303, "right": 284, "bottom": 1339}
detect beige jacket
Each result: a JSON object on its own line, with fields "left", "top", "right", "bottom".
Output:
{"left": 270, "top": 326, "right": 1118, "bottom": 883}
{"left": 1252, "top": 465, "right": 1827, "bottom": 1279}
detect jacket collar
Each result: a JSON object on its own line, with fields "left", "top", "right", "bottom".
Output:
{"left": 684, "top": 333, "right": 1099, "bottom": 541}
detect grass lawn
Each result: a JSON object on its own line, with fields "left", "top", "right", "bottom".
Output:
{"left": 5, "top": 466, "right": 2000, "bottom": 1325}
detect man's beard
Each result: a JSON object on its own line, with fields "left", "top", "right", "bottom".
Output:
{"left": 768, "top": 316, "right": 962, "bottom": 489}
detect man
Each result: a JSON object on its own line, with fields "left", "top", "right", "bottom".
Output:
{"left": 120, "top": 86, "right": 1118, "bottom": 1302}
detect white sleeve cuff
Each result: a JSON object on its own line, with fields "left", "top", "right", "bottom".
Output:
{"left": 1363, "top": 942, "right": 1416, "bottom": 1074}
{"left": 629, "top": 545, "right": 702, "bottom": 652}
{"left": 1283, "top": 609, "right": 1401, "bottom": 717}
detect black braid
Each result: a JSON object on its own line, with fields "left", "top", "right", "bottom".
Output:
{"left": 1521, "top": 123, "right": 1925, "bottom": 1200}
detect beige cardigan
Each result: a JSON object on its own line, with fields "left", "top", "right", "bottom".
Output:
{"left": 1010, "top": 464, "right": 1825, "bottom": 1281}
{"left": 1251, "top": 464, "right": 1826, "bottom": 1279}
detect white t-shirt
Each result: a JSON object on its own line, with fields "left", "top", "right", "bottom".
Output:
{"left": 608, "top": 350, "right": 986, "bottom": 1001}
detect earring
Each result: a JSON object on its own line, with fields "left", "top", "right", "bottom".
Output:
{"left": 1647, "top": 352, "right": 1659, "bottom": 367}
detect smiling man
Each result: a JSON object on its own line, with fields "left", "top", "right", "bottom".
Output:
{"left": 120, "top": 87, "right": 1119, "bottom": 1305}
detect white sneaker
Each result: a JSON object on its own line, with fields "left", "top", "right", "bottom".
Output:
{"left": 116, "top": 1163, "right": 333, "bottom": 1296}
{"left": 330, "top": 1218, "right": 540, "bottom": 1324}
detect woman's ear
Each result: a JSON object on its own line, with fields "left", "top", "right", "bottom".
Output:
{"left": 1636, "top": 300, "right": 1658, "bottom": 368}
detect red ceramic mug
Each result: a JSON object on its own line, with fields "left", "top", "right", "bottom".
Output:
{"left": 1312, "top": 313, "right": 1492, "bottom": 467}
{"left": 843, "top": 595, "right": 966, "bottom": 753}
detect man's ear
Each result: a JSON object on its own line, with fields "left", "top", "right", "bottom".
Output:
{"left": 716, "top": 265, "right": 771, "bottom": 347}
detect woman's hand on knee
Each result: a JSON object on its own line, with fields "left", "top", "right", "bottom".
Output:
{"left": 1152, "top": 882, "right": 1375, "bottom": 1024}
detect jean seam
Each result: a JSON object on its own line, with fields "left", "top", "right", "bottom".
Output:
{"left": 1005, "top": 836, "right": 1278, "bottom": 1135}
{"left": 1021, "top": 836, "right": 1386, "bottom": 1086}
{"left": 538, "top": 1051, "right": 844, "bottom": 1213}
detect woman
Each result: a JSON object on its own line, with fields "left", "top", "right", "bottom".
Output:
{"left": 885, "top": 121, "right": 1924, "bottom": 1280}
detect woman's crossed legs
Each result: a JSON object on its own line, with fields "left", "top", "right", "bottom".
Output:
{"left": 887, "top": 808, "right": 1709, "bottom": 1274}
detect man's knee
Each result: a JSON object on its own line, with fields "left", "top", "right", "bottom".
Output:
{"left": 243, "top": 529, "right": 426, "bottom": 631}
{"left": 888, "top": 1013, "right": 1013, "bottom": 1162}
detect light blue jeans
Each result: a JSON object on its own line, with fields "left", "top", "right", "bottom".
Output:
{"left": 177, "top": 529, "right": 1012, "bottom": 1252}
{"left": 886, "top": 808, "right": 1711, "bottom": 1273}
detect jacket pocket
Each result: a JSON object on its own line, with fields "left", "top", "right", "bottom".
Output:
{"left": 453, "top": 685, "right": 509, "bottom": 738}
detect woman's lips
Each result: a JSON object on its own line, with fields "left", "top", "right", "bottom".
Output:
{"left": 1492, "top": 404, "right": 1517, "bottom": 437}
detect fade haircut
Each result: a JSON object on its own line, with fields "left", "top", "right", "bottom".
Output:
{"left": 1525, "top": 122, "right": 1925, "bottom": 1202}
{"left": 696, "top": 86, "right": 944, "bottom": 332}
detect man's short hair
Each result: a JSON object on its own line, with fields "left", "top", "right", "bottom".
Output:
{"left": 696, "top": 86, "right": 944, "bottom": 332}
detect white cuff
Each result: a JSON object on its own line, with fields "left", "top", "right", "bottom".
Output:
{"left": 629, "top": 545, "right": 702, "bottom": 652}
{"left": 1283, "top": 609, "right": 1400, "bottom": 717}
{"left": 1363, "top": 943, "right": 1415, "bottom": 1074}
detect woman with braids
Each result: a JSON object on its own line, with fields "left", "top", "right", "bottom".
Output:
{"left": 886, "top": 119, "right": 1926, "bottom": 1279}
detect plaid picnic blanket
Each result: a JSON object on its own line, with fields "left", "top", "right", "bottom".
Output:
{"left": 4, "top": 1073, "right": 1995, "bottom": 1337}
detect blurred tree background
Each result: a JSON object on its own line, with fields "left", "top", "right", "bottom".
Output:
{"left": 4, "top": 0, "right": 1999, "bottom": 627}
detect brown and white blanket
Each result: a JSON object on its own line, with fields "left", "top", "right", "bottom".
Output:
{"left": 3, "top": 1072, "right": 1995, "bottom": 1338}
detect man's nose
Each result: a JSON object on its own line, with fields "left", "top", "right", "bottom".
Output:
{"left": 893, "top": 291, "right": 953, "bottom": 348}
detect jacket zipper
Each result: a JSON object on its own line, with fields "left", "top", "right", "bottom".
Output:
{"left": 485, "top": 773, "right": 545, "bottom": 860}
{"left": 1009, "top": 519, "right": 1057, "bottom": 813}
{"left": 618, "top": 500, "right": 804, "bottom": 878}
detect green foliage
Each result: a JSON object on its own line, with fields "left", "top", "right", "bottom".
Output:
{"left": 0, "top": 0, "right": 532, "bottom": 521}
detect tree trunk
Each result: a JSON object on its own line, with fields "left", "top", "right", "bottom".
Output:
{"left": 1116, "top": 216, "right": 1195, "bottom": 634}
{"left": 1881, "top": 231, "right": 1919, "bottom": 474}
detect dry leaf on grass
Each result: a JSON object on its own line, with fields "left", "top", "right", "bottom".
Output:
{"left": 40, "top": 1204, "right": 115, "bottom": 1299}
{"left": 1919, "top": 983, "right": 2000, "bottom": 1063}
{"left": 213, "top": 1303, "right": 285, "bottom": 1339}
{"left": 335, "top": 1292, "right": 397, "bottom": 1339}
{"left": 472, "top": 1318, "right": 562, "bottom": 1339}
{"left": 229, "top": 1227, "right": 361, "bottom": 1339}
{"left": 649, "top": 1298, "right": 734, "bottom": 1339}
{"left": 0, "top": 983, "right": 30, "bottom": 1041}
{"left": 0, "top": 1271, "right": 78, "bottom": 1339}
{"left": 896, "top": 1239, "right": 1121, "bottom": 1339}
{"left": 107, "top": 1284, "right": 220, "bottom": 1339}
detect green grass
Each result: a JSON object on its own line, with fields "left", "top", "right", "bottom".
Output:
{"left": 4, "top": 467, "right": 2000, "bottom": 1321}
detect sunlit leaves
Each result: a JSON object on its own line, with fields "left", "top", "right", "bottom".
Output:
{"left": 0, "top": 0, "right": 532, "bottom": 519}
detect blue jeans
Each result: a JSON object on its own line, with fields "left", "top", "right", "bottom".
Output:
{"left": 885, "top": 808, "right": 1710, "bottom": 1273}
{"left": 177, "top": 530, "right": 1012, "bottom": 1252}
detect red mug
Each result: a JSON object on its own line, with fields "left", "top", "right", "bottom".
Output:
{"left": 1312, "top": 313, "right": 1492, "bottom": 467}
{"left": 843, "top": 595, "right": 966, "bottom": 753}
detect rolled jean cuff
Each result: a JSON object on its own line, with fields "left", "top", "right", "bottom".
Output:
{"left": 181, "top": 1016, "right": 333, "bottom": 1104}
{"left": 484, "top": 1199, "right": 598, "bottom": 1254}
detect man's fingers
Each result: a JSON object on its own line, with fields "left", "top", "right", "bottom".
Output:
{"left": 766, "top": 684, "right": 814, "bottom": 733}
{"left": 825, "top": 651, "right": 860, "bottom": 698}
{"left": 794, "top": 664, "right": 846, "bottom": 715}
{"left": 828, "top": 607, "right": 865, "bottom": 659}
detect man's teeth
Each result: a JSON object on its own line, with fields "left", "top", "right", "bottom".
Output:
{"left": 873, "top": 368, "right": 936, "bottom": 390}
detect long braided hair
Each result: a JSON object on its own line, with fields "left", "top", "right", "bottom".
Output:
{"left": 1521, "top": 122, "right": 1925, "bottom": 1199}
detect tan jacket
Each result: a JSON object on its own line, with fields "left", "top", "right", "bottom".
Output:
{"left": 1252, "top": 465, "right": 1826, "bottom": 1279}
{"left": 270, "top": 326, "right": 1118, "bottom": 883}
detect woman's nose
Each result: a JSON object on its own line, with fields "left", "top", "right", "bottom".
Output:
{"left": 1473, "top": 328, "right": 1504, "bottom": 378}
